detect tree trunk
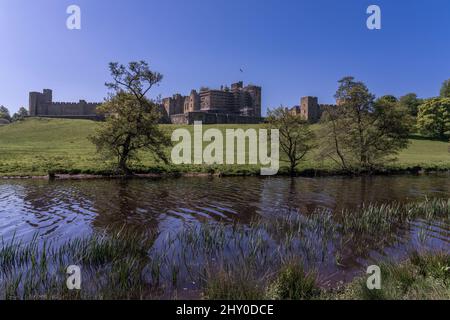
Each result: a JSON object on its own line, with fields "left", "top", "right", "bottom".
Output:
{"left": 118, "top": 136, "right": 132, "bottom": 176}
{"left": 290, "top": 161, "right": 296, "bottom": 177}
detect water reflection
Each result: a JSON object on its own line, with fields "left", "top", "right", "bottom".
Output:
{"left": 1, "top": 174, "right": 450, "bottom": 243}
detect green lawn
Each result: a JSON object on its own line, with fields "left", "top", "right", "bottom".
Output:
{"left": 0, "top": 118, "right": 449, "bottom": 176}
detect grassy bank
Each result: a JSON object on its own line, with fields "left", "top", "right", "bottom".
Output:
{"left": 328, "top": 251, "right": 450, "bottom": 300}
{"left": 0, "top": 118, "right": 449, "bottom": 177}
{"left": 1, "top": 198, "right": 448, "bottom": 300}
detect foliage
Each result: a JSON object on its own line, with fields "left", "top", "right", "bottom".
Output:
{"left": 11, "top": 107, "right": 29, "bottom": 122}
{"left": 440, "top": 78, "right": 450, "bottom": 98}
{"left": 267, "top": 107, "right": 315, "bottom": 175}
{"left": 267, "top": 262, "right": 319, "bottom": 300}
{"left": 90, "top": 61, "right": 171, "bottom": 174}
{"left": 91, "top": 93, "right": 171, "bottom": 174}
{"left": 0, "top": 105, "right": 11, "bottom": 121}
{"left": 318, "top": 77, "right": 411, "bottom": 172}
{"left": 399, "top": 93, "right": 422, "bottom": 117}
{"left": 416, "top": 97, "right": 450, "bottom": 139}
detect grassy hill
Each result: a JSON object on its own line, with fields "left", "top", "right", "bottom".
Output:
{"left": 0, "top": 118, "right": 449, "bottom": 176}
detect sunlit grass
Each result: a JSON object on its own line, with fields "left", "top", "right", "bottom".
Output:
{"left": 0, "top": 118, "right": 449, "bottom": 176}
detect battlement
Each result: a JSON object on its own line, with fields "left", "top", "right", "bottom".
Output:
{"left": 52, "top": 101, "right": 100, "bottom": 106}
{"left": 29, "top": 89, "right": 102, "bottom": 119}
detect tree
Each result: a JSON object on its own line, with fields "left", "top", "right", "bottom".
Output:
{"left": 11, "top": 107, "right": 29, "bottom": 122}
{"left": 90, "top": 61, "right": 171, "bottom": 175}
{"left": 0, "top": 105, "right": 11, "bottom": 121}
{"left": 399, "top": 93, "right": 422, "bottom": 117}
{"left": 318, "top": 77, "right": 410, "bottom": 172}
{"left": 267, "top": 107, "right": 315, "bottom": 176}
{"left": 416, "top": 97, "right": 450, "bottom": 139}
{"left": 440, "top": 79, "right": 450, "bottom": 98}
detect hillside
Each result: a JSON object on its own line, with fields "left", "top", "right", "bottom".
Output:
{"left": 0, "top": 118, "right": 449, "bottom": 176}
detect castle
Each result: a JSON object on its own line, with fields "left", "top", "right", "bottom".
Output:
{"left": 28, "top": 87, "right": 334, "bottom": 124}
{"left": 162, "top": 81, "right": 262, "bottom": 124}
{"left": 289, "top": 96, "right": 336, "bottom": 123}
{"left": 29, "top": 89, "right": 102, "bottom": 120}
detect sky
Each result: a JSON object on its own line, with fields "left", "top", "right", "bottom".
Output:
{"left": 0, "top": 0, "right": 449, "bottom": 114}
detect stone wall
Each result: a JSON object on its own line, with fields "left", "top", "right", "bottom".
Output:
{"left": 171, "top": 111, "right": 262, "bottom": 125}
{"left": 29, "top": 89, "right": 101, "bottom": 120}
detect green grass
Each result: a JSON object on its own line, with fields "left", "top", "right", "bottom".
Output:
{"left": 330, "top": 251, "right": 450, "bottom": 300}
{"left": 0, "top": 118, "right": 449, "bottom": 176}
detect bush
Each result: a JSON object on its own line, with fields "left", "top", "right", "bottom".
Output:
{"left": 267, "top": 262, "right": 319, "bottom": 300}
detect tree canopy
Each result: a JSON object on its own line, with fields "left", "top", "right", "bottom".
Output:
{"left": 0, "top": 105, "right": 11, "bottom": 121}
{"left": 440, "top": 79, "right": 450, "bottom": 98}
{"left": 11, "top": 107, "right": 29, "bottom": 122}
{"left": 417, "top": 97, "right": 450, "bottom": 139}
{"left": 319, "top": 77, "right": 411, "bottom": 171}
{"left": 267, "top": 107, "right": 315, "bottom": 175}
{"left": 399, "top": 93, "right": 422, "bottom": 117}
{"left": 90, "top": 61, "right": 171, "bottom": 174}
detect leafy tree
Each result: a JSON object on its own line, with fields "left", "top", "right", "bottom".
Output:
{"left": 416, "top": 97, "right": 450, "bottom": 138}
{"left": 267, "top": 107, "right": 315, "bottom": 176}
{"left": 440, "top": 79, "right": 450, "bottom": 98}
{"left": 319, "top": 77, "right": 410, "bottom": 172}
{"left": 0, "top": 105, "right": 11, "bottom": 121}
{"left": 11, "top": 107, "right": 29, "bottom": 122}
{"left": 90, "top": 61, "right": 171, "bottom": 175}
{"left": 378, "top": 95, "right": 398, "bottom": 103}
{"left": 399, "top": 93, "right": 422, "bottom": 117}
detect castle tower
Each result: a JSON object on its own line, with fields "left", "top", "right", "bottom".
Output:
{"left": 184, "top": 90, "right": 200, "bottom": 113}
{"left": 244, "top": 85, "right": 262, "bottom": 117}
{"left": 300, "top": 96, "right": 320, "bottom": 123}
{"left": 29, "top": 92, "right": 40, "bottom": 116}
{"left": 43, "top": 89, "right": 53, "bottom": 103}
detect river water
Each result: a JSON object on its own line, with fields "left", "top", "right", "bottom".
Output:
{"left": 0, "top": 174, "right": 449, "bottom": 290}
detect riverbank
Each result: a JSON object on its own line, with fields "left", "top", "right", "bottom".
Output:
{"left": 1, "top": 164, "right": 450, "bottom": 180}
{"left": 1, "top": 118, "right": 449, "bottom": 177}
{"left": 327, "top": 251, "right": 450, "bottom": 300}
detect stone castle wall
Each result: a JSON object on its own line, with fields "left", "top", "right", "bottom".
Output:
{"left": 171, "top": 112, "right": 262, "bottom": 125}
{"left": 29, "top": 89, "right": 102, "bottom": 120}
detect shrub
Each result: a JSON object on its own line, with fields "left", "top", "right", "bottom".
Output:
{"left": 267, "top": 262, "right": 319, "bottom": 300}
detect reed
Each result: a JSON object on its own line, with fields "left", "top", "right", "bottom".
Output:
{"left": 0, "top": 198, "right": 448, "bottom": 300}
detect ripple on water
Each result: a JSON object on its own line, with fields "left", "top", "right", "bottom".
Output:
{"left": 0, "top": 175, "right": 449, "bottom": 251}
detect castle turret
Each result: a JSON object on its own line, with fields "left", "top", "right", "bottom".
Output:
{"left": 43, "top": 89, "right": 52, "bottom": 103}
{"left": 300, "top": 96, "right": 320, "bottom": 123}
{"left": 29, "top": 92, "right": 40, "bottom": 116}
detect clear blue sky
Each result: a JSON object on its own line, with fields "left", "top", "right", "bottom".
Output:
{"left": 1, "top": 0, "right": 449, "bottom": 114}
